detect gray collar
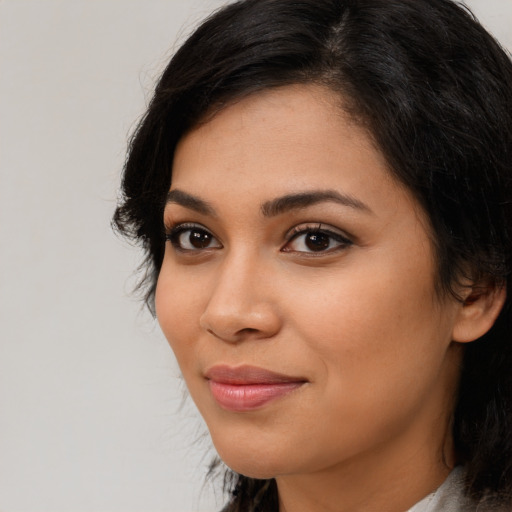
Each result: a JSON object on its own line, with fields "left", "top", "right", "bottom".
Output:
{"left": 407, "top": 467, "right": 477, "bottom": 512}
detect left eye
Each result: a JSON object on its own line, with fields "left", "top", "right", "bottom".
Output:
{"left": 283, "top": 228, "right": 351, "bottom": 253}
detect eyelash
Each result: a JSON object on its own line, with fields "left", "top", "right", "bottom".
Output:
{"left": 164, "top": 222, "right": 353, "bottom": 255}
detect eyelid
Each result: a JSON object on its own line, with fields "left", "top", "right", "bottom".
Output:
{"left": 285, "top": 222, "right": 352, "bottom": 241}
{"left": 164, "top": 221, "right": 204, "bottom": 235}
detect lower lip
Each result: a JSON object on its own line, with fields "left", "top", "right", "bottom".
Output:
{"left": 208, "top": 381, "right": 304, "bottom": 412}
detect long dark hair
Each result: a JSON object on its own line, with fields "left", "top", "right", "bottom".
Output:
{"left": 114, "top": 0, "right": 512, "bottom": 509}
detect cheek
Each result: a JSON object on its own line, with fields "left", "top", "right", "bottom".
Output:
{"left": 284, "top": 253, "right": 450, "bottom": 396}
{"left": 155, "top": 266, "right": 203, "bottom": 369}
{"left": 268, "top": 263, "right": 454, "bottom": 461}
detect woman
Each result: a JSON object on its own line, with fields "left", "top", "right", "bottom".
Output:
{"left": 114, "top": 0, "right": 512, "bottom": 510}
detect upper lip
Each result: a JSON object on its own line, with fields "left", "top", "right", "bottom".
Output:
{"left": 204, "top": 365, "right": 307, "bottom": 385}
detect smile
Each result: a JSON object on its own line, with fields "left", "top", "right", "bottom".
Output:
{"left": 205, "top": 365, "right": 307, "bottom": 412}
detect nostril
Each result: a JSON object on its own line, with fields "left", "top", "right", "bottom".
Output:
{"left": 206, "top": 326, "right": 259, "bottom": 338}
{"left": 240, "top": 327, "right": 259, "bottom": 335}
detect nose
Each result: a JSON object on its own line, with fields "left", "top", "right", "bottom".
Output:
{"left": 199, "top": 254, "right": 281, "bottom": 343}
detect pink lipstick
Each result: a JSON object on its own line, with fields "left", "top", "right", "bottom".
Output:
{"left": 205, "top": 365, "right": 306, "bottom": 412}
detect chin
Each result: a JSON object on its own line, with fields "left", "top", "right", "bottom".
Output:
{"left": 212, "top": 433, "right": 290, "bottom": 479}
{"left": 222, "top": 457, "right": 282, "bottom": 480}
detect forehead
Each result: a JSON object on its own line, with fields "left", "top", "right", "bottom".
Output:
{"left": 173, "top": 85, "right": 388, "bottom": 191}
{"left": 171, "top": 85, "right": 414, "bottom": 216}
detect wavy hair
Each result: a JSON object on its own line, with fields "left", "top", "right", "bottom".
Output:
{"left": 114, "top": 0, "right": 512, "bottom": 509}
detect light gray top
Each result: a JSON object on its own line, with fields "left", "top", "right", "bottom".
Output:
{"left": 407, "top": 466, "right": 509, "bottom": 512}
{"left": 407, "top": 467, "right": 474, "bottom": 512}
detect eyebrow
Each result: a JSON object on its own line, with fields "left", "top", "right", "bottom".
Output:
{"left": 165, "top": 189, "right": 216, "bottom": 216}
{"left": 165, "top": 188, "right": 372, "bottom": 217}
{"left": 260, "top": 190, "right": 373, "bottom": 217}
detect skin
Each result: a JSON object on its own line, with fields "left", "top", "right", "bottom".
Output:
{"left": 155, "top": 85, "right": 504, "bottom": 512}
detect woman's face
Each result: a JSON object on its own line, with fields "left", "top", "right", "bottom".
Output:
{"left": 155, "top": 85, "right": 465, "bottom": 479}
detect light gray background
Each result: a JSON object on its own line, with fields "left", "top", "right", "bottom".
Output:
{"left": 0, "top": 1, "right": 510, "bottom": 511}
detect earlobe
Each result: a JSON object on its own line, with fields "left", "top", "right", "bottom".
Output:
{"left": 452, "top": 283, "right": 506, "bottom": 343}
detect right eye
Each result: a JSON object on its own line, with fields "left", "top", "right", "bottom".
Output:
{"left": 165, "top": 224, "right": 222, "bottom": 252}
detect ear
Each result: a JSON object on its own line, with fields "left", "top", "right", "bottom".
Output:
{"left": 452, "top": 281, "right": 506, "bottom": 343}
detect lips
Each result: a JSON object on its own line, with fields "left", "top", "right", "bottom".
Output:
{"left": 204, "top": 365, "right": 307, "bottom": 412}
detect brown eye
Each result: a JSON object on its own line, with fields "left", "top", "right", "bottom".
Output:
{"left": 166, "top": 225, "right": 221, "bottom": 251}
{"left": 188, "top": 229, "right": 213, "bottom": 248}
{"left": 304, "top": 232, "right": 330, "bottom": 251}
{"left": 283, "top": 226, "right": 352, "bottom": 254}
